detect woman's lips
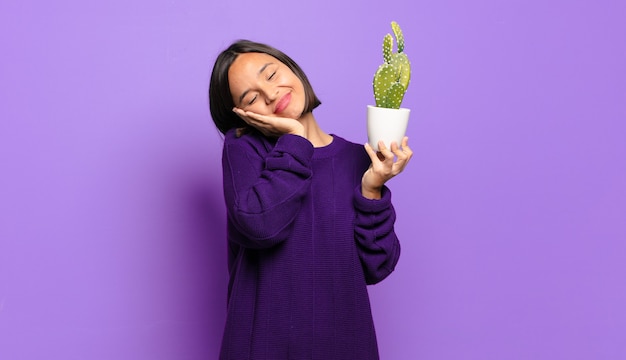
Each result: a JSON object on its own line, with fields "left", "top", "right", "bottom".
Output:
{"left": 274, "top": 92, "right": 291, "bottom": 114}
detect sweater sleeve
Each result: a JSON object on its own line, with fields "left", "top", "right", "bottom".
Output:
{"left": 222, "top": 133, "right": 314, "bottom": 249}
{"left": 353, "top": 185, "right": 401, "bottom": 285}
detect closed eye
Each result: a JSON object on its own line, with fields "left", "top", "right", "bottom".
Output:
{"left": 268, "top": 71, "right": 276, "bottom": 80}
{"left": 247, "top": 94, "right": 257, "bottom": 105}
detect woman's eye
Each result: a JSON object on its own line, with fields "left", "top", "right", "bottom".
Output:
{"left": 247, "top": 95, "right": 257, "bottom": 105}
{"left": 268, "top": 71, "right": 276, "bottom": 80}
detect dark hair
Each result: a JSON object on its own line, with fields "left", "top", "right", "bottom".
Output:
{"left": 209, "top": 40, "right": 322, "bottom": 134}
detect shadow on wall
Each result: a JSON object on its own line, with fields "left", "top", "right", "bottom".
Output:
{"left": 180, "top": 173, "right": 228, "bottom": 357}
{"left": 99, "top": 109, "right": 230, "bottom": 358}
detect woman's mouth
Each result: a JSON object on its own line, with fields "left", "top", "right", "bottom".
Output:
{"left": 274, "top": 92, "right": 291, "bottom": 114}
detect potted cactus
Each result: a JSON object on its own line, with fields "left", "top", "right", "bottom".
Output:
{"left": 367, "top": 21, "right": 411, "bottom": 151}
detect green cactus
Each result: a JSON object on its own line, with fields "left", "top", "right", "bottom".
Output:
{"left": 373, "top": 21, "right": 411, "bottom": 109}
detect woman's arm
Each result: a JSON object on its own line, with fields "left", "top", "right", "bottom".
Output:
{"left": 222, "top": 131, "right": 313, "bottom": 249}
{"left": 354, "top": 185, "right": 401, "bottom": 284}
{"left": 355, "top": 137, "right": 412, "bottom": 284}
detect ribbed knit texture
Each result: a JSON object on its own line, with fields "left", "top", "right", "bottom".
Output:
{"left": 219, "top": 129, "right": 401, "bottom": 360}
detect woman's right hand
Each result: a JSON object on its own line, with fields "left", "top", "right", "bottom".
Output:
{"left": 233, "top": 108, "right": 305, "bottom": 138}
{"left": 361, "top": 137, "right": 413, "bottom": 199}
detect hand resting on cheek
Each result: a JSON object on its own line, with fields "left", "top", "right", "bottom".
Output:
{"left": 233, "top": 107, "right": 306, "bottom": 138}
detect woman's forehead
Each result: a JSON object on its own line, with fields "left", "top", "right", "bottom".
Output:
{"left": 232, "top": 52, "right": 278, "bottom": 71}
{"left": 228, "top": 53, "right": 281, "bottom": 88}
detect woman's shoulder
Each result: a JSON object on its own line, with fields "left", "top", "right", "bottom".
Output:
{"left": 224, "top": 128, "right": 275, "bottom": 151}
{"left": 331, "top": 134, "right": 367, "bottom": 155}
{"left": 323, "top": 134, "right": 370, "bottom": 171}
{"left": 328, "top": 135, "right": 372, "bottom": 177}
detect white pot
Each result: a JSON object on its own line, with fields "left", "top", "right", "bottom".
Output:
{"left": 366, "top": 105, "right": 410, "bottom": 151}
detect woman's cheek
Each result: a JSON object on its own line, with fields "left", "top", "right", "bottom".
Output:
{"left": 248, "top": 103, "right": 272, "bottom": 116}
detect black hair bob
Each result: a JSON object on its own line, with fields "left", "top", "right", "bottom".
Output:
{"left": 209, "top": 40, "right": 322, "bottom": 135}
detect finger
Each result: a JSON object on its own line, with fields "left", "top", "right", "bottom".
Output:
{"left": 374, "top": 141, "right": 387, "bottom": 161}
{"left": 391, "top": 153, "right": 413, "bottom": 175}
{"left": 389, "top": 141, "right": 404, "bottom": 158}
{"left": 401, "top": 136, "right": 412, "bottom": 150}
{"left": 393, "top": 136, "right": 411, "bottom": 158}
{"left": 364, "top": 142, "right": 380, "bottom": 161}
{"left": 233, "top": 107, "right": 251, "bottom": 116}
{"left": 245, "top": 110, "right": 264, "bottom": 119}
{"left": 232, "top": 107, "right": 243, "bottom": 117}
{"left": 234, "top": 108, "right": 262, "bottom": 122}
{"left": 401, "top": 136, "right": 409, "bottom": 149}
{"left": 243, "top": 111, "right": 274, "bottom": 129}
{"left": 243, "top": 112, "right": 280, "bottom": 129}
{"left": 240, "top": 110, "right": 261, "bottom": 121}
{"left": 377, "top": 141, "right": 394, "bottom": 162}
{"left": 365, "top": 143, "right": 387, "bottom": 163}
{"left": 233, "top": 108, "right": 251, "bottom": 122}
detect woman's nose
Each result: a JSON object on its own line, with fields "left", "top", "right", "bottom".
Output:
{"left": 264, "top": 88, "right": 279, "bottom": 104}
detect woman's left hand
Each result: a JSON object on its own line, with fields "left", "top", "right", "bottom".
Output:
{"left": 233, "top": 108, "right": 305, "bottom": 138}
{"left": 361, "top": 137, "right": 413, "bottom": 199}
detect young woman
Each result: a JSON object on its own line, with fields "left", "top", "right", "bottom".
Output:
{"left": 209, "top": 39, "right": 412, "bottom": 360}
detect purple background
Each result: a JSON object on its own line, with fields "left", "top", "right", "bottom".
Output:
{"left": 1, "top": 0, "right": 625, "bottom": 359}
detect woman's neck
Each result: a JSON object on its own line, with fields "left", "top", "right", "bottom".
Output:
{"left": 299, "top": 112, "right": 333, "bottom": 148}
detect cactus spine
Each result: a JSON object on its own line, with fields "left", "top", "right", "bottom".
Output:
{"left": 373, "top": 21, "right": 411, "bottom": 109}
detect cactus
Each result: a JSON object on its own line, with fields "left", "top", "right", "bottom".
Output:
{"left": 373, "top": 21, "right": 411, "bottom": 109}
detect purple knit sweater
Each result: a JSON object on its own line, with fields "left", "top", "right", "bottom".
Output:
{"left": 219, "top": 129, "right": 401, "bottom": 360}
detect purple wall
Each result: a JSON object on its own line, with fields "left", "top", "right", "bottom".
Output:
{"left": 1, "top": 0, "right": 625, "bottom": 358}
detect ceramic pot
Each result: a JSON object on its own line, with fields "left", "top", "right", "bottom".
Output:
{"left": 367, "top": 105, "right": 410, "bottom": 151}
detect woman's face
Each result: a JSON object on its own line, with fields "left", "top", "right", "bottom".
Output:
{"left": 228, "top": 52, "right": 306, "bottom": 119}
